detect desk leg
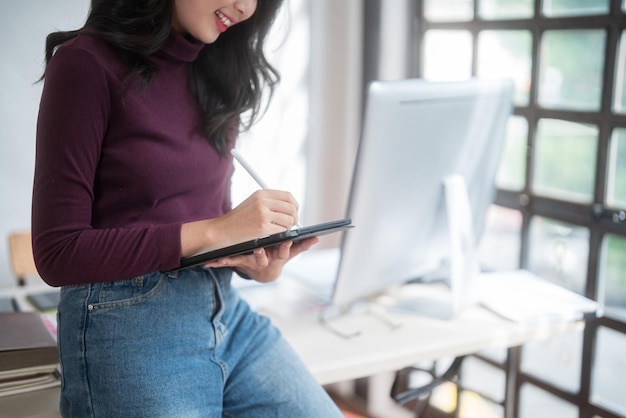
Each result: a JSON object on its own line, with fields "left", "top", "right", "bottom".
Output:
{"left": 367, "top": 372, "right": 414, "bottom": 418}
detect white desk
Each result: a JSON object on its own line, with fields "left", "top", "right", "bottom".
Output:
{"left": 240, "top": 279, "right": 585, "bottom": 386}
{"left": 0, "top": 278, "right": 586, "bottom": 418}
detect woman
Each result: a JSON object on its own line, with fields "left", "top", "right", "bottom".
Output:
{"left": 32, "top": 0, "right": 343, "bottom": 416}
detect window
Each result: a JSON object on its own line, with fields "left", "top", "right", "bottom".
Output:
{"left": 478, "top": 0, "right": 534, "bottom": 20}
{"left": 528, "top": 217, "right": 589, "bottom": 294}
{"left": 519, "top": 383, "right": 579, "bottom": 418}
{"left": 422, "top": 30, "right": 473, "bottom": 80}
{"left": 521, "top": 330, "right": 584, "bottom": 393}
{"left": 616, "top": 31, "right": 626, "bottom": 114}
{"left": 607, "top": 128, "right": 626, "bottom": 207}
{"left": 497, "top": 116, "right": 529, "bottom": 191}
{"left": 410, "top": 1, "right": 626, "bottom": 417}
{"left": 600, "top": 234, "right": 626, "bottom": 320}
{"left": 538, "top": 29, "right": 606, "bottom": 111}
{"left": 477, "top": 30, "right": 533, "bottom": 106}
{"left": 424, "top": 0, "right": 474, "bottom": 22}
{"left": 592, "top": 326, "right": 626, "bottom": 416}
{"left": 542, "top": 0, "right": 610, "bottom": 18}
{"left": 533, "top": 119, "right": 598, "bottom": 203}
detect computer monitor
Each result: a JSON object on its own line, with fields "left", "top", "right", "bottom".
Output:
{"left": 330, "top": 78, "right": 514, "bottom": 318}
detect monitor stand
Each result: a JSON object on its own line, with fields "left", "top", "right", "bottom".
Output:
{"left": 391, "top": 175, "right": 480, "bottom": 320}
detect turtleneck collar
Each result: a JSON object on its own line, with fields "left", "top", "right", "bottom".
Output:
{"left": 157, "top": 30, "right": 205, "bottom": 63}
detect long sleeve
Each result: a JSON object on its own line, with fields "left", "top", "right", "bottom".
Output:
{"left": 32, "top": 44, "right": 182, "bottom": 286}
{"left": 32, "top": 33, "right": 232, "bottom": 287}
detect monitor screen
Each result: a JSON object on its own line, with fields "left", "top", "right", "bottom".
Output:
{"left": 330, "top": 78, "right": 514, "bottom": 310}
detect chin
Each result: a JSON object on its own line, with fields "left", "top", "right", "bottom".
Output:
{"left": 189, "top": 29, "right": 220, "bottom": 45}
{"left": 202, "top": 35, "right": 220, "bottom": 44}
{"left": 198, "top": 33, "right": 220, "bottom": 44}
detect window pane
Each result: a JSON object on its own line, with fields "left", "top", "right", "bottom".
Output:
{"left": 600, "top": 234, "right": 626, "bottom": 321}
{"left": 528, "top": 217, "right": 589, "bottom": 295}
{"left": 496, "top": 116, "right": 528, "bottom": 190}
{"left": 533, "top": 119, "right": 598, "bottom": 203}
{"left": 423, "top": 30, "right": 473, "bottom": 81}
{"left": 521, "top": 330, "right": 583, "bottom": 393}
{"left": 424, "top": 0, "right": 474, "bottom": 22}
{"left": 607, "top": 128, "right": 626, "bottom": 208}
{"left": 614, "top": 31, "right": 626, "bottom": 114}
{"left": 592, "top": 327, "right": 626, "bottom": 416}
{"left": 430, "top": 382, "right": 457, "bottom": 413}
{"left": 460, "top": 357, "right": 505, "bottom": 403}
{"left": 538, "top": 30, "right": 606, "bottom": 111}
{"left": 543, "top": 0, "right": 610, "bottom": 17}
{"left": 480, "top": 206, "right": 522, "bottom": 271}
{"left": 477, "top": 30, "right": 533, "bottom": 106}
{"left": 520, "top": 384, "right": 579, "bottom": 418}
{"left": 479, "top": 0, "right": 534, "bottom": 20}
{"left": 459, "top": 390, "right": 504, "bottom": 418}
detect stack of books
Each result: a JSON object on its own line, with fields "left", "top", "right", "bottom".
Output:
{"left": 0, "top": 312, "right": 60, "bottom": 397}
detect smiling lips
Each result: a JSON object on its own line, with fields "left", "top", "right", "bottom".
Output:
{"left": 215, "top": 10, "right": 233, "bottom": 32}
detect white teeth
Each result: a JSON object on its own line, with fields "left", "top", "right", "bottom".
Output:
{"left": 215, "top": 10, "right": 232, "bottom": 27}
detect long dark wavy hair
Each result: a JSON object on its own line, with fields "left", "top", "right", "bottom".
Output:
{"left": 43, "top": 0, "right": 283, "bottom": 155}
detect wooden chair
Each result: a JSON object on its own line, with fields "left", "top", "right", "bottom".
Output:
{"left": 8, "top": 231, "right": 39, "bottom": 286}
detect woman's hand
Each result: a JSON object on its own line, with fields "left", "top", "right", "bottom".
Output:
{"left": 222, "top": 189, "right": 300, "bottom": 238}
{"left": 180, "top": 189, "right": 300, "bottom": 259}
{"left": 202, "top": 236, "right": 319, "bottom": 282}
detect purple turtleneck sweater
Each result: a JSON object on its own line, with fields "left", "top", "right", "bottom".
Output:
{"left": 32, "top": 31, "right": 234, "bottom": 287}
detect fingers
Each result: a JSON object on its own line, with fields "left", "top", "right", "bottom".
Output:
{"left": 252, "top": 248, "right": 269, "bottom": 268}
{"left": 251, "top": 190, "right": 299, "bottom": 231}
{"left": 250, "top": 241, "right": 291, "bottom": 268}
{"left": 263, "top": 190, "right": 299, "bottom": 213}
{"left": 276, "top": 241, "right": 293, "bottom": 260}
{"left": 203, "top": 248, "right": 270, "bottom": 270}
{"left": 202, "top": 239, "right": 308, "bottom": 283}
{"left": 289, "top": 237, "right": 319, "bottom": 257}
{"left": 266, "top": 212, "right": 298, "bottom": 232}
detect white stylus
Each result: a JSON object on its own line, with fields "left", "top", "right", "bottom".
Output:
{"left": 231, "top": 148, "right": 301, "bottom": 229}
{"left": 231, "top": 148, "right": 270, "bottom": 190}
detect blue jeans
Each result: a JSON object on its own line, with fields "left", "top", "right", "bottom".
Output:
{"left": 57, "top": 267, "right": 343, "bottom": 417}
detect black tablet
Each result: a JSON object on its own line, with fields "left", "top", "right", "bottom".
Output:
{"left": 173, "top": 218, "right": 353, "bottom": 271}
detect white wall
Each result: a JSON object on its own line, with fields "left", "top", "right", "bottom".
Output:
{"left": 0, "top": 1, "right": 89, "bottom": 287}
{"left": 305, "top": 0, "right": 363, "bottom": 238}
{"left": 378, "top": 0, "right": 413, "bottom": 81}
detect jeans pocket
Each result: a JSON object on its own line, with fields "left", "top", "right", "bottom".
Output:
{"left": 88, "top": 272, "right": 168, "bottom": 311}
